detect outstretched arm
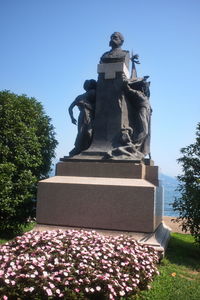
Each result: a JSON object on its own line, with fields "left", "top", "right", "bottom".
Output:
{"left": 131, "top": 53, "right": 140, "bottom": 64}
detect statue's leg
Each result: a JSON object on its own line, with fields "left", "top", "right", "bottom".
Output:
{"left": 134, "top": 107, "right": 151, "bottom": 155}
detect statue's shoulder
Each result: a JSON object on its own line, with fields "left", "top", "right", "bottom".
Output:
{"left": 100, "top": 49, "right": 129, "bottom": 64}
{"left": 86, "top": 89, "right": 96, "bottom": 100}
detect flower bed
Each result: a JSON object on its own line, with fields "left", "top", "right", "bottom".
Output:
{"left": 0, "top": 230, "right": 159, "bottom": 299}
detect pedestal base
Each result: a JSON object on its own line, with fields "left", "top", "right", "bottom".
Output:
{"left": 33, "top": 222, "right": 171, "bottom": 257}
{"left": 36, "top": 175, "right": 162, "bottom": 233}
{"left": 36, "top": 160, "right": 168, "bottom": 253}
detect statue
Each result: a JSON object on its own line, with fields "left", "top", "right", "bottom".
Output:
{"left": 68, "top": 79, "right": 96, "bottom": 156}
{"left": 106, "top": 77, "right": 151, "bottom": 160}
{"left": 100, "top": 32, "right": 129, "bottom": 66}
{"left": 68, "top": 32, "right": 151, "bottom": 161}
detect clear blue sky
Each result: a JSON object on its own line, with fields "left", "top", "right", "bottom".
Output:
{"left": 1, "top": 0, "right": 200, "bottom": 177}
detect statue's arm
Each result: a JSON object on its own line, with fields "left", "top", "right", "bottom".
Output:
{"left": 68, "top": 99, "right": 78, "bottom": 125}
{"left": 123, "top": 79, "right": 148, "bottom": 100}
{"left": 123, "top": 80, "right": 148, "bottom": 104}
{"left": 131, "top": 53, "right": 140, "bottom": 64}
{"left": 128, "top": 88, "right": 145, "bottom": 100}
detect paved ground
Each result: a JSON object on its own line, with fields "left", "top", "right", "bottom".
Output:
{"left": 35, "top": 217, "right": 189, "bottom": 234}
{"left": 163, "top": 216, "right": 190, "bottom": 234}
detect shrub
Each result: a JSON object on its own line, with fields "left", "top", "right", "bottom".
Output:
{"left": 0, "top": 91, "right": 58, "bottom": 234}
{"left": 0, "top": 230, "right": 159, "bottom": 300}
{"left": 173, "top": 122, "right": 200, "bottom": 245}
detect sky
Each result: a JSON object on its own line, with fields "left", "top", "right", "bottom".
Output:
{"left": 0, "top": 0, "right": 200, "bottom": 177}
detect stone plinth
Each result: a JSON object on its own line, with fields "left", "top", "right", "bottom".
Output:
{"left": 36, "top": 175, "right": 162, "bottom": 233}
{"left": 36, "top": 160, "right": 169, "bottom": 252}
{"left": 97, "top": 62, "right": 129, "bottom": 79}
{"left": 56, "top": 160, "right": 159, "bottom": 186}
{"left": 56, "top": 161, "right": 145, "bottom": 179}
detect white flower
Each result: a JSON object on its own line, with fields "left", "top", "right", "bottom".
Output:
{"left": 119, "top": 290, "right": 125, "bottom": 296}
{"left": 43, "top": 271, "right": 48, "bottom": 277}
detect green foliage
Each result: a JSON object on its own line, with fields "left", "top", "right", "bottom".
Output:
{"left": 0, "top": 222, "right": 36, "bottom": 244}
{"left": 173, "top": 123, "right": 200, "bottom": 245}
{"left": 0, "top": 91, "right": 58, "bottom": 234}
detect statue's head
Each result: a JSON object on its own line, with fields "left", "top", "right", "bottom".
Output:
{"left": 131, "top": 78, "right": 150, "bottom": 98}
{"left": 109, "top": 32, "right": 124, "bottom": 49}
{"left": 83, "top": 79, "right": 97, "bottom": 91}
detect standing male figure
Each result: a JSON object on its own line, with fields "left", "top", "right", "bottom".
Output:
{"left": 68, "top": 79, "right": 96, "bottom": 156}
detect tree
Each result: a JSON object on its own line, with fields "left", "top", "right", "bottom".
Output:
{"left": 173, "top": 122, "right": 200, "bottom": 245}
{"left": 0, "top": 91, "right": 58, "bottom": 234}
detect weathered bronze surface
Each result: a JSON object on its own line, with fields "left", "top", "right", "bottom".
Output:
{"left": 68, "top": 32, "right": 151, "bottom": 161}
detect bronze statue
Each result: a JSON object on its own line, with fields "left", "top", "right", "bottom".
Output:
{"left": 68, "top": 32, "right": 151, "bottom": 161}
{"left": 68, "top": 79, "right": 96, "bottom": 156}
{"left": 100, "top": 32, "right": 129, "bottom": 65}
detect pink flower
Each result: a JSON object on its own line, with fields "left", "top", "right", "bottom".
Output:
{"left": 49, "top": 282, "right": 55, "bottom": 289}
{"left": 0, "top": 229, "right": 159, "bottom": 299}
{"left": 56, "top": 289, "right": 61, "bottom": 295}
{"left": 46, "top": 288, "right": 53, "bottom": 296}
{"left": 125, "top": 286, "right": 132, "bottom": 292}
{"left": 55, "top": 277, "right": 61, "bottom": 282}
{"left": 43, "top": 271, "right": 48, "bottom": 277}
{"left": 109, "top": 268, "right": 114, "bottom": 272}
{"left": 4, "top": 279, "right": 10, "bottom": 284}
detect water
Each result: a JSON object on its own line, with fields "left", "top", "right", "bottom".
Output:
{"left": 159, "top": 174, "right": 180, "bottom": 217}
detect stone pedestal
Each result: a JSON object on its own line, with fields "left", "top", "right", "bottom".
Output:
{"left": 36, "top": 160, "right": 170, "bottom": 254}
{"left": 37, "top": 175, "right": 162, "bottom": 232}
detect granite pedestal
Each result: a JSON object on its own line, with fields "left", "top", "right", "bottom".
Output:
{"left": 36, "top": 160, "right": 170, "bottom": 254}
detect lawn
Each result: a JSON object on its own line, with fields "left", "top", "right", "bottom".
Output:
{"left": 0, "top": 227, "right": 200, "bottom": 300}
{"left": 134, "top": 233, "right": 200, "bottom": 300}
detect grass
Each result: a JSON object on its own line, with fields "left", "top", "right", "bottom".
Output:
{"left": 133, "top": 233, "right": 200, "bottom": 300}
{"left": 0, "top": 227, "right": 200, "bottom": 300}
